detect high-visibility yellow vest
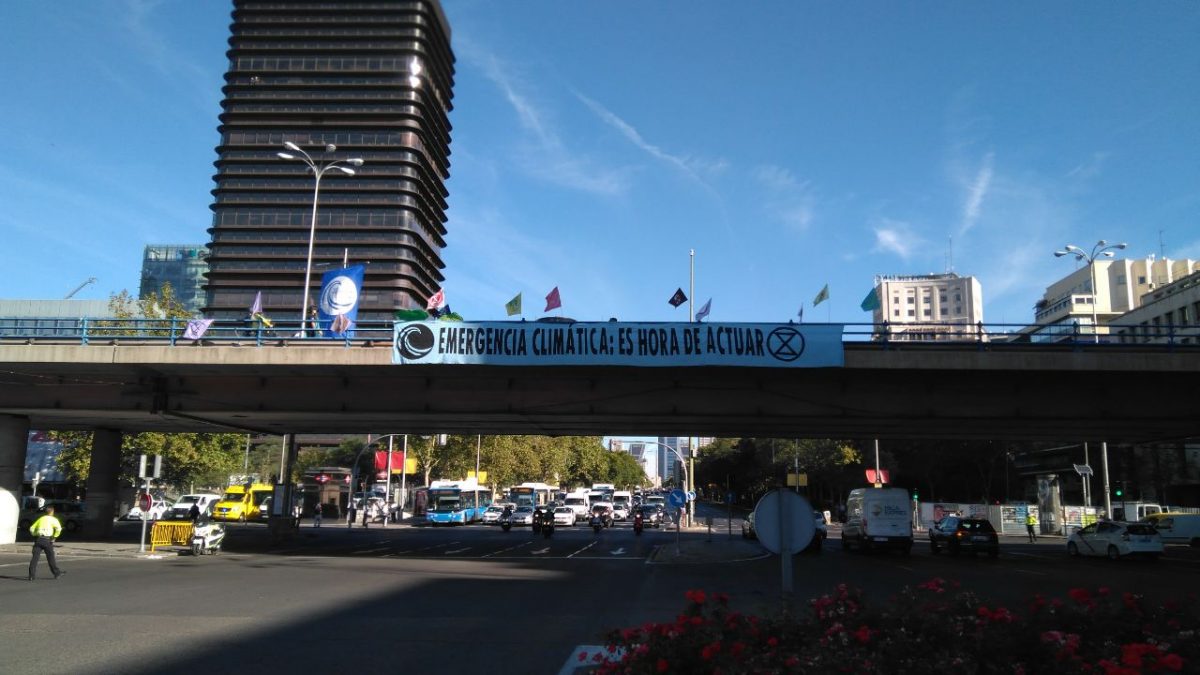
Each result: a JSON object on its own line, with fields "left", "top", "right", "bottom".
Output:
{"left": 29, "top": 514, "right": 62, "bottom": 538}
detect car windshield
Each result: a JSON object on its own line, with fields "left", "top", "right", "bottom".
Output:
{"left": 221, "top": 491, "right": 242, "bottom": 501}
{"left": 516, "top": 506, "right": 533, "bottom": 513}
{"left": 176, "top": 496, "right": 198, "bottom": 505}
{"left": 960, "top": 520, "right": 995, "bottom": 532}
{"left": 555, "top": 507, "right": 573, "bottom": 513}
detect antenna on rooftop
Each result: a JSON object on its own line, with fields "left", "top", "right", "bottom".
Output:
{"left": 946, "top": 235, "right": 954, "bottom": 273}
{"left": 1159, "top": 229, "right": 1165, "bottom": 259}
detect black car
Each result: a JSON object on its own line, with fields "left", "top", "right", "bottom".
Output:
{"left": 638, "top": 504, "right": 665, "bottom": 528}
{"left": 929, "top": 516, "right": 999, "bottom": 557}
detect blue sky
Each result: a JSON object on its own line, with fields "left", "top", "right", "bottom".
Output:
{"left": 2, "top": 1, "right": 1198, "bottom": 328}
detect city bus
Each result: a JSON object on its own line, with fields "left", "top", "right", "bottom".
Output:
{"left": 426, "top": 479, "right": 492, "bottom": 525}
{"left": 508, "top": 482, "right": 557, "bottom": 508}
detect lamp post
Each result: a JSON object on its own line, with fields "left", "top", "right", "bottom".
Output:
{"left": 630, "top": 440, "right": 693, "bottom": 527}
{"left": 276, "top": 142, "right": 364, "bottom": 336}
{"left": 1053, "top": 240, "right": 1127, "bottom": 344}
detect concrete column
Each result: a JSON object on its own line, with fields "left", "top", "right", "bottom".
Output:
{"left": 83, "top": 429, "right": 122, "bottom": 538}
{"left": 0, "top": 416, "right": 32, "bottom": 545}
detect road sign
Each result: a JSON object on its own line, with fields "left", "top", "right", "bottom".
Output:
{"left": 752, "top": 489, "right": 815, "bottom": 556}
{"left": 687, "top": 490, "right": 696, "bottom": 501}
{"left": 668, "top": 489, "right": 686, "bottom": 508}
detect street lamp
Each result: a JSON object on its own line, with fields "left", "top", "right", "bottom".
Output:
{"left": 1053, "top": 239, "right": 1127, "bottom": 344}
{"left": 276, "top": 142, "right": 364, "bottom": 336}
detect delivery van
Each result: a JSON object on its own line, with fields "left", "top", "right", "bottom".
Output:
{"left": 841, "top": 487, "right": 913, "bottom": 554}
{"left": 1143, "top": 513, "right": 1200, "bottom": 547}
{"left": 213, "top": 484, "right": 274, "bottom": 522}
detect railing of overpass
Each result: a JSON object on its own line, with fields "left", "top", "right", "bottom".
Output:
{"left": 1, "top": 317, "right": 1198, "bottom": 350}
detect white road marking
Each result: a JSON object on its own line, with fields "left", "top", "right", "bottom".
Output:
{"left": 387, "top": 541, "right": 459, "bottom": 557}
{"left": 567, "top": 541, "right": 598, "bottom": 558}
{"left": 531, "top": 547, "right": 551, "bottom": 555}
{"left": 443, "top": 548, "right": 471, "bottom": 555}
{"left": 610, "top": 547, "right": 626, "bottom": 556}
{"left": 481, "top": 541, "right": 532, "bottom": 558}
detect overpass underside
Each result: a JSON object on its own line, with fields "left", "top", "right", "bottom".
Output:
{"left": 2, "top": 342, "right": 1198, "bottom": 442}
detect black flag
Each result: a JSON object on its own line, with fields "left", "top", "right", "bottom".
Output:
{"left": 668, "top": 288, "right": 688, "bottom": 307}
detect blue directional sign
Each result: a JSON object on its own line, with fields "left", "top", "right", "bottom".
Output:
{"left": 687, "top": 490, "right": 696, "bottom": 502}
{"left": 668, "top": 489, "right": 687, "bottom": 508}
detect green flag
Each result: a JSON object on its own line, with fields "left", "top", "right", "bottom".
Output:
{"left": 813, "top": 284, "right": 830, "bottom": 306}
{"left": 860, "top": 287, "right": 881, "bottom": 312}
{"left": 505, "top": 292, "right": 522, "bottom": 316}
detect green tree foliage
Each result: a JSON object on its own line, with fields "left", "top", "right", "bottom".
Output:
{"left": 96, "top": 283, "right": 193, "bottom": 336}
{"left": 607, "top": 450, "right": 649, "bottom": 488}
{"left": 48, "top": 430, "right": 247, "bottom": 490}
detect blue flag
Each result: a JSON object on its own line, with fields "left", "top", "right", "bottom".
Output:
{"left": 317, "top": 264, "right": 365, "bottom": 338}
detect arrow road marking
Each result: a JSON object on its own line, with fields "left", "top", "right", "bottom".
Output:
{"left": 531, "top": 547, "right": 551, "bottom": 555}
{"left": 610, "top": 547, "right": 626, "bottom": 556}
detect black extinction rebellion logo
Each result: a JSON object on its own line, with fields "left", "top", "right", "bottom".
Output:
{"left": 396, "top": 324, "right": 435, "bottom": 359}
{"left": 766, "top": 327, "right": 805, "bottom": 362}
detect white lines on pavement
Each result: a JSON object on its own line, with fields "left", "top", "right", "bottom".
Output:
{"left": 481, "top": 541, "right": 532, "bottom": 558}
{"left": 386, "top": 541, "right": 459, "bottom": 557}
{"left": 357, "top": 547, "right": 394, "bottom": 555}
{"left": 531, "top": 547, "right": 551, "bottom": 555}
{"left": 567, "top": 541, "right": 598, "bottom": 558}
{"left": 443, "top": 547, "right": 472, "bottom": 555}
{"left": 609, "top": 547, "right": 626, "bottom": 556}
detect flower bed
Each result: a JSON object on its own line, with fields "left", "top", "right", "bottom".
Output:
{"left": 590, "top": 581, "right": 1199, "bottom": 674}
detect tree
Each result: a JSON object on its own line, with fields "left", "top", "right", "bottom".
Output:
{"left": 96, "top": 283, "right": 193, "bottom": 336}
{"left": 48, "top": 430, "right": 247, "bottom": 491}
{"left": 607, "top": 451, "right": 648, "bottom": 488}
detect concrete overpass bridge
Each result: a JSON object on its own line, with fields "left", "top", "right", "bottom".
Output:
{"left": 2, "top": 320, "right": 1198, "bottom": 542}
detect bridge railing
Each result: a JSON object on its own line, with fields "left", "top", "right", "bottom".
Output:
{"left": 0, "top": 317, "right": 1197, "bottom": 350}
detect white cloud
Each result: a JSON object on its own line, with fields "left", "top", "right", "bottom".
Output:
{"left": 872, "top": 219, "right": 919, "bottom": 259}
{"left": 475, "top": 54, "right": 630, "bottom": 196}
{"left": 959, "top": 152, "right": 993, "bottom": 235}
{"left": 753, "top": 164, "right": 816, "bottom": 232}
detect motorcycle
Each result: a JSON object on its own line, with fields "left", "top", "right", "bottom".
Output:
{"left": 591, "top": 512, "right": 605, "bottom": 534}
{"left": 191, "top": 519, "right": 225, "bottom": 556}
{"left": 542, "top": 516, "right": 555, "bottom": 539}
{"left": 500, "top": 507, "right": 513, "bottom": 532}
{"left": 633, "top": 510, "right": 644, "bottom": 536}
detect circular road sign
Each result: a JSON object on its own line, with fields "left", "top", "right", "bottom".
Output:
{"left": 752, "top": 490, "right": 816, "bottom": 555}
{"left": 687, "top": 491, "right": 696, "bottom": 501}
{"left": 668, "top": 489, "right": 687, "bottom": 508}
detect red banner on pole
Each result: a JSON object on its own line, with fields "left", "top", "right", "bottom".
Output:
{"left": 374, "top": 450, "right": 406, "bottom": 472}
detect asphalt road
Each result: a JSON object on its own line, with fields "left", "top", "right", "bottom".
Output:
{"left": 2, "top": 504, "right": 1198, "bottom": 674}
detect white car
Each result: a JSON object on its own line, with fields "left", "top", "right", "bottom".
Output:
{"left": 553, "top": 506, "right": 576, "bottom": 526}
{"left": 1067, "top": 521, "right": 1163, "bottom": 560}
{"left": 168, "top": 494, "right": 220, "bottom": 520}
{"left": 126, "top": 498, "right": 168, "bottom": 521}
{"left": 611, "top": 504, "right": 629, "bottom": 521}
{"left": 482, "top": 505, "right": 507, "bottom": 524}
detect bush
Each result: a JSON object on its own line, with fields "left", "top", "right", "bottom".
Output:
{"left": 591, "top": 581, "right": 1199, "bottom": 674}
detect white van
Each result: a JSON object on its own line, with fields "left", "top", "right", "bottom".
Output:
{"left": 1144, "top": 513, "right": 1200, "bottom": 547}
{"left": 168, "top": 494, "right": 221, "bottom": 520}
{"left": 841, "top": 487, "right": 913, "bottom": 554}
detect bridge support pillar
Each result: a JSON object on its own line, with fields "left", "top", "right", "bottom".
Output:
{"left": 268, "top": 433, "right": 300, "bottom": 542}
{"left": 83, "top": 429, "right": 122, "bottom": 538}
{"left": 0, "top": 415, "right": 31, "bottom": 545}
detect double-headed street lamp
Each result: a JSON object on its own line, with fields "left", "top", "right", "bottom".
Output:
{"left": 276, "top": 142, "right": 364, "bottom": 336}
{"left": 1053, "top": 239, "right": 1127, "bottom": 344}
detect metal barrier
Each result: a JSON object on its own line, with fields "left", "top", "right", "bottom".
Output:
{"left": 150, "top": 521, "right": 194, "bottom": 551}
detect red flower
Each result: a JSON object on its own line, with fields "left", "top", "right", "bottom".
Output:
{"left": 1121, "top": 643, "right": 1161, "bottom": 668}
{"left": 1068, "top": 588, "right": 1092, "bottom": 604}
{"left": 1156, "top": 653, "right": 1184, "bottom": 672}
{"left": 701, "top": 642, "right": 722, "bottom": 660}
{"left": 685, "top": 589, "right": 707, "bottom": 605}
{"left": 656, "top": 658, "right": 669, "bottom": 673}
{"left": 785, "top": 656, "right": 800, "bottom": 668}
{"left": 854, "top": 625, "right": 873, "bottom": 644}
{"left": 1097, "top": 587, "right": 1111, "bottom": 596}
{"left": 767, "top": 637, "right": 779, "bottom": 647}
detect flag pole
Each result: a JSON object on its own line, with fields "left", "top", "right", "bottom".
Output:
{"left": 688, "top": 249, "right": 696, "bottom": 528}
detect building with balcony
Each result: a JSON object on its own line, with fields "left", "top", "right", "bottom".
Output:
{"left": 203, "top": 0, "right": 455, "bottom": 323}
{"left": 868, "top": 273, "right": 983, "bottom": 341}
{"left": 1112, "top": 270, "right": 1200, "bottom": 345}
{"left": 1031, "top": 257, "right": 1199, "bottom": 341}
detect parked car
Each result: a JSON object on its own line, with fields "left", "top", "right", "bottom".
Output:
{"left": 928, "top": 516, "right": 999, "bottom": 558}
{"left": 553, "top": 506, "right": 576, "bottom": 526}
{"left": 1067, "top": 521, "right": 1163, "bottom": 560}
{"left": 18, "top": 501, "right": 85, "bottom": 534}
{"left": 126, "top": 497, "right": 168, "bottom": 521}
{"left": 167, "top": 494, "right": 220, "bottom": 520}
{"left": 510, "top": 505, "right": 535, "bottom": 526}
{"left": 482, "top": 505, "right": 507, "bottom": 525}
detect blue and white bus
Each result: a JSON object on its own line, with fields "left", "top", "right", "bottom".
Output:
{"left": 427, "top": 479, "right": 492, "bottom": 525}
{"left": 508, "top": 482, "right": 557, "bottom": 509}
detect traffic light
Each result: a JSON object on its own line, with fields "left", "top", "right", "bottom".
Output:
{"left": 1115, "top": 488, "right": 1123, "bottom": 497}
{"left": 912, "top": 489, "right": 919, "bottom": 501}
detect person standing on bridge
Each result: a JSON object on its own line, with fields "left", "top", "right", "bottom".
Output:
{"left": 28, "top": 505, "right": 65, "bottom": 581}
{"left": 1025, "top": 511, "right": 1038, "bottom": 543}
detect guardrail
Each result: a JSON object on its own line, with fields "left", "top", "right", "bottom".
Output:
{"left": 1, "top": 317, "right": 1197, "bottom": 350}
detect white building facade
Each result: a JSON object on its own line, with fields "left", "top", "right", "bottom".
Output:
{"left": 871, "top": 273, "right": 984, "bottom": 341}
{"left": 1112, "top": 270, "right": 1200, "bottom": 345}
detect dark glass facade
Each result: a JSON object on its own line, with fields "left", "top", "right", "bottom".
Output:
{"left": 204, "top": 0, "right": 454, "bottom": 323}
{"left": 140, "top": 244, "right": 210, "bottom": 313}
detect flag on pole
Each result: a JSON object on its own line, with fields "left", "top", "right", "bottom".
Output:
{"left": 797, "top": 303, "right": 804, "bottom": 322}
{"left": 183, "top": 318, "right": 213, "bottom": 341}
{"left": 426, "top": 288, "right": 445, "bottom": 311}
{"left": 544, "top": 286, "right": 562, "bottom": 312}
{"left": 249, "top": 291, "right": 263, "bottom": 316}
{"left": 860, "top": 287, "right": 881, "bottom": 312}
{"left": 813, "top": 284, "right": 830, "bottom": 306}
{"left": 668, "top": 288, "right": 688, "bottom": 308}
{"left": 695, "top": 298, "right": 712, "bottom": 322}
{"left": 505, "top": 292, "right": 522, "bottom": 316}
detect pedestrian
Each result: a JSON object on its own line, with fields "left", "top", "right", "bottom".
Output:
{"left": 1025, "top": 511, "right": 1038, "bottom": 542}
{"left": 28, "top": 505, "right": 65, "bottom": 581}
{"left": 346, "top": 501, "right": 356, "bottom": 529}
{"left": 313, "top": 502, "right": 322, "bottom": 528}
{"left": 362, "top": 501, "right": 370, "bottom": 528}
{"left": 188, "top": 503, "right": 201, "bottom": 522}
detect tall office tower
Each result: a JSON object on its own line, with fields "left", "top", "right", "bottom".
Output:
{"left": 657, "top": 437, "right": 692, "bottom": 486}
{"left": 139, "top": 245, "right": 210, "bottom": 313}
{"left": 203, "top": 0, "right": 454, "bottom": 323}
{"left": 869, "top": 273, "right": 983, "bottom": 341}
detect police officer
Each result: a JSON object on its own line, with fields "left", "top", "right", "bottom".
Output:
{"left": 28, "top": 505, "right": 65, "bottom": 581}
{"left": 1025, "top": 512, "right": 1038, "bottom": 543}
